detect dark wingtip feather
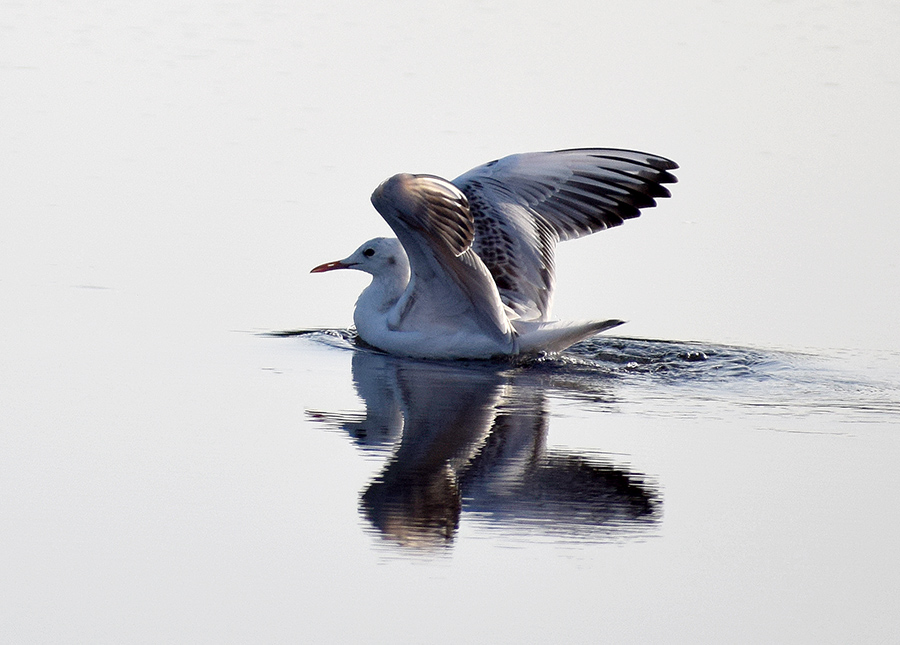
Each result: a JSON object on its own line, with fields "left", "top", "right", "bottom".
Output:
{"left": 647, "top": 184, "right": 672, "bottom": 199}
{"left": 646, "top": 157, "right": 679, "bottom": 171}
{"left": 657, "top": 170, "right": 678, "bottom": 184}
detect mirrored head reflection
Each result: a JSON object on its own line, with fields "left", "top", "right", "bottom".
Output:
{"left": 308, "top": 349, "right": 661, "bottom": 549}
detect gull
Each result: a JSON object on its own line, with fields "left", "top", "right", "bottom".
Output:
{"left": 310, "top": 148, "right": 677, "bottom": 359}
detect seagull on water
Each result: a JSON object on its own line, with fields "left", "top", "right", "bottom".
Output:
{"left": 311, "top": 148, "right": 677, "bottom": 359}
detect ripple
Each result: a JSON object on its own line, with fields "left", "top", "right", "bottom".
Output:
{"left": 283, "top": 329, "right": 900, "bottom": 422}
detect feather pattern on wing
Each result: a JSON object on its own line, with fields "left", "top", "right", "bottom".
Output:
{"left": 453, "top": 148, "right": 678, "bottom": 321}
{"left": 370, "top": 173, "right": 515, "bottom": 347}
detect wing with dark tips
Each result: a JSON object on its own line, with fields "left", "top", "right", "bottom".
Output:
{"left": 453, "top": 148, "right": 678, "bottom": 321}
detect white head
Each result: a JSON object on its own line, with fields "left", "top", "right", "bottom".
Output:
{"left": 311, "top": 237, "right": 409, "bottom": 279}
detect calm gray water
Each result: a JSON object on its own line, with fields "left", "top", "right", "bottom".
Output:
{"left": 3, "top": 0, "right": 900, "bottom": 642}
{"left": 298, "top": 331, "right": 900, "bottom": 556}
{"left": 253, "top": 330, "right": 898, "bottom": 642}
{"left": 295, "top": 330, "right": 900, "bottom": 552}
{"left": 2, "top": 293, "right": 899, "bottom": 641}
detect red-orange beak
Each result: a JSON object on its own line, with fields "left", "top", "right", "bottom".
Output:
{"left": 310, "top": 260, "right": 352, "bottom": 273}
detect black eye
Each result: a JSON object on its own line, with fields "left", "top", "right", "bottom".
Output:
{"left": 363, "top": 248, "right": 375, "bottom": 257}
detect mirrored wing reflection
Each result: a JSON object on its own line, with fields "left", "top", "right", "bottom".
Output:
{"left": 308, "top": 350, "right": 660, "bottom": 549}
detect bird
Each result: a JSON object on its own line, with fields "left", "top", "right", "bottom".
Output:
{"left": 310, "top": 148, "right": 677, "bottom": 360}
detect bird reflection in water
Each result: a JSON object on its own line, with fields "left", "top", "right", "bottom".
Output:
{"left": 308, "top": 349, "right": 660, "bottom": 549}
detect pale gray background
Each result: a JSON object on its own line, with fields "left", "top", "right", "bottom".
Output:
{"left": 4, "top": 1, "right": 899, "bottom": 351}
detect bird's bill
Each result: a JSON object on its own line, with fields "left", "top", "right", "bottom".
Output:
{"left": 310, "top": 259, "right": 351, "bottom": 273}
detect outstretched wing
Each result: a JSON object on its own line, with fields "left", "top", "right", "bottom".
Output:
{"left": 370, "top": 173, "right": 514, "bottom": 346}
{"left": 453, "top": 148, "right": 678, "bottom": 321}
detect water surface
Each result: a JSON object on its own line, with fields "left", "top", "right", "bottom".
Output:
{"left": 292, "top": 330, "right": 900, "bottom": 561}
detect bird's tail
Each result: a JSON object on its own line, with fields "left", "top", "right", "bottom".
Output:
{"left": 512, "top": 319, "right": 625, "bottom": 354}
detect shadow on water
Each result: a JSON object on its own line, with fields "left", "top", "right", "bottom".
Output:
{"left": 280, "top": 329, "right": 900, "bottom": 550}
{"left": 306, "top": 344, "right": 658, "bottom": 550}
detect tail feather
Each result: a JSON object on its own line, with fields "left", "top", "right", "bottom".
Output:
{"left": 513, "top": 319, "right": 625, "bottom": 354}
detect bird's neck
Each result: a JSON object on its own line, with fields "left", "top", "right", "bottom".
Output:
{"left": 354, "top": 263, "right": 410, "bottom": 322}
